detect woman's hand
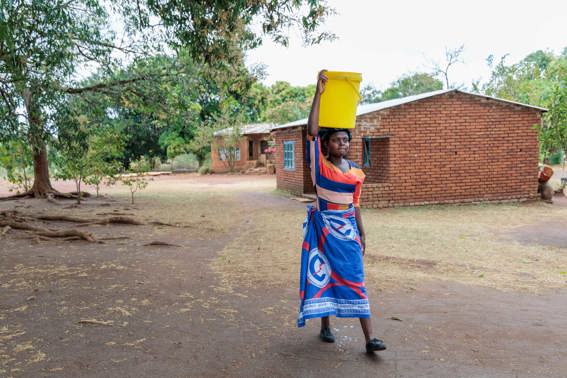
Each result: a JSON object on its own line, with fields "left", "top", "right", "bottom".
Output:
{"left": 317, "top": 70, "right": 328, "bottom": 95}
{"left": 360, "top": 234, "right": 366, "bottom": 256}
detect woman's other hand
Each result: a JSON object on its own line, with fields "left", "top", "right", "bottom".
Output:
{"left": 360, "top": 234, "right": 366, "bottom": 256}
{"left": 317, "top": 70, "right": 328, "bottom": 95}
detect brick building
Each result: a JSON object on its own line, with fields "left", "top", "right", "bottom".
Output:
{"left": 271, "top": 89, "right": 546, "bottom": 208}
{"left": 211, "top": 123, "right": 274, "bottom": 173}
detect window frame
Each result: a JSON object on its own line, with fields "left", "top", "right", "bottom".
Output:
{"left": 283, "top": 141, "right": 295, "bottom": 171}
{"left": 363, "top": 137, "right": 371, "bottom": 168}
{"left": 219, "top": 147, "right": 241, "bottom": 161}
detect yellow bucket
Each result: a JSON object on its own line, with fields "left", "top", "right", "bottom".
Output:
{"left": 319, "top": 71, "right": 362, "bottom": 129}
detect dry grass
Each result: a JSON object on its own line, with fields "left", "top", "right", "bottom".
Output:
{"left": 214, "top": 199, "right": 567, "bottom": 293}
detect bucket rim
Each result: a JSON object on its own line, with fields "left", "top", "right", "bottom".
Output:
{"left": 324, "top": 71, "right": 362, "bottom": 82}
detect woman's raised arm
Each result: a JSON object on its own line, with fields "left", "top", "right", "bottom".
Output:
{"left": 307, "top": 70, "right": 328, "bottom": 137}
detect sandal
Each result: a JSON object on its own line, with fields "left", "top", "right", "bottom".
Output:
{"left": 366, "top": 338, "right": 386, "bottom": 353}
{"left": 319, "top": 327, "right": 335, "bottom": 343}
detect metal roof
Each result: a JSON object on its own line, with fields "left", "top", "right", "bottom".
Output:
{"left": 271, "top": 89, "right": 547, "bottom": 131}
{"left": 213, "top": 123, "right": 274, "bottom": 137}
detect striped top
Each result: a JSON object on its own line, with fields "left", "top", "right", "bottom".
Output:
{"left": 306, "top": 136, "right": 366, "bottom": 210}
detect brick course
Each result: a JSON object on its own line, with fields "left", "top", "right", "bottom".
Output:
{"left": 273, "top": 91, "right": 542, "bottom": 207}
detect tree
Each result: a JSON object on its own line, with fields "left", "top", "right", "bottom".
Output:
{"left": 0, "top": 0, "right": 140, "bottom": 198}
{"left": 53, "top": 107, "right": 93, "bottom": 204}
{"left": 360, "top": 84, "right": 382, "bottom": 104}
{"left": 391, "top": 73, "right": 443, "bottom": 98}
{"left": 210, "top": 100, "right": 247, "bottom": 173}
{"left": 481, "top": 48, "right": 567, "bottom": 161}
{"left": 262, "top": 81, "right": 315, "bottom": 124}
{"left": 84, "top": 127, "right": 125, "bottom": 197}
{"left": 121, "top": 156, "right": 151, "bottom": 204}
{"left": 432, "top": 45, "right": 465, "bottom": 89}
{"left": 545, "top": 74, "right": 567, "bottom": 169}
{"left": 360, "top": 73, "right": 443, "bottom": 104}
{"left": 0, "top": 0, "right": 333, "bottom": 198}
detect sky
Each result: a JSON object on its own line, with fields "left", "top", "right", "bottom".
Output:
{"left": 245, "top": 0, "right": 567, "bottom": 90}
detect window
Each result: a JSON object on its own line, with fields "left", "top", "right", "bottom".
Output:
{"left": 362, "top": 137, "right": 390, "bottom": 184}
{"left": 363, "top": 138, "right": 371, "bottom": 167}
{"left": 219, "top": 147, "right": 240, "bottom": 161}
{"left": 283, "top": 141, "right": 295, "bottom": 170}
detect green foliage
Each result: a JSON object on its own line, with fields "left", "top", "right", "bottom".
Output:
{"left": 53, "top": 96, "right": 126, "bottom": 201}
{"left": 142, "top": 1, "right": 335, "bottom": 63}
{"left": 360, "top": 73, "right": 443, "bottom": 104}
{"left": 53, "top": 109, "right": 92, "bottom": 203}
{"left": 172, "top": 153, "right": 199, "bottom": 172}
{"left": 121, "top": 156, "right": 151, "bottom": 204}
{"left": 0, "top": 0, "right": 332, "bottom": 193}
{"left": 481, "top": 49, "right": 567, "bottom": 160}
{"left": 0, "top": 139, "right": 33, "bottom": 193}
{"left": 83, "top": 127, "right": 126, "bottom": 197}
{"left": 262, "top": 82, "right": 316, "bottom": 124}
{"left": 0, "top": 0, "right": 114, "bottom": 148}
{"left": 198, "top": 157, "right": 212, "bottom": 175}
{"left": 360, "top": 84, "right": 382, "bottom": 104}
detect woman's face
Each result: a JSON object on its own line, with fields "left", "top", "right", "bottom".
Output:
{"left": 326, "top": 131, "right": 350, "bottom": 158}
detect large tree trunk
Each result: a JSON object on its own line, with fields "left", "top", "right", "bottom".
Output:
{"left": 30, "top": 143, "right": 56, "bottom": 197}
{"left": 23, "top": 88, "right": 56, "bottom": 197}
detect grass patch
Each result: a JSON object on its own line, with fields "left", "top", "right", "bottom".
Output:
{"left": 214, "top": 200, "right": 567, "bottom": 293}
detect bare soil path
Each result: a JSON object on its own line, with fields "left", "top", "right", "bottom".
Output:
{"left": 1, "top": 174, "right": 566, "bottom": 377}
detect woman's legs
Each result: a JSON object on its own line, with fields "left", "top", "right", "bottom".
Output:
{"left": 319, "top": 316, "right": 335, "bottom": 343}
{"left": 361, "top": 317, "right": 386, "bottom": 351}
{"left": 359, "top": 317, "right": 373, "bottom": 343}
{"left": 321, "top": 316, "right": 330, "bottom": 330}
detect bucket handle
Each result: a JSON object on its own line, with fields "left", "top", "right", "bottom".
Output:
{"left": 345, "top": 78, "right": 361, "bottom": 102}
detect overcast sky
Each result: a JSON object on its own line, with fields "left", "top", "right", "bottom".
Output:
{"left": 245, "top": 0, "right": 567, "bottom": 90}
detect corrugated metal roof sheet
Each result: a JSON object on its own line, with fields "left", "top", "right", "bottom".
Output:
{"left": 270, "top": 89, "right": 547, "bottom": 131}
{"left": 213, "top": 123, "right": 274, "bottom": 137}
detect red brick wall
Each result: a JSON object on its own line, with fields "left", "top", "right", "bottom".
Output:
{"left": 275, "top": 92, "right": 542, "bottom": 207}
{"left": 351, "top": 92, "right": 542, "bottom": 207}
{"left": 211, "top": 136, "right": 248, "bottom": 173}
{"left": 211, "top": 134, "right": 270, "bottom": 173}
{"left": 274, "top": 127, "right": 315, "bottom": 195}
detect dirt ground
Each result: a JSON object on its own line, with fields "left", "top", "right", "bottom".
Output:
{"left": 1, "top": 174, "right": 566, "bottom": 377}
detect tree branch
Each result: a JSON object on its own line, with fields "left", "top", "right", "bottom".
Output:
{"left": 63, "top": 77, "right": 153, "bottom": 94}
{"left": 70, "top": 37, "right": 142, "bottom": 55}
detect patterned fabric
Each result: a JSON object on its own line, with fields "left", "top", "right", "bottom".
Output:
{"left": 306, "top": 136, "right": 366, "bottom": 210}
{"left": 297, "top": 136, "right": 370, "bottom": 327}
{"left": 297, "top": 206, "right": 370, "bottom": 327}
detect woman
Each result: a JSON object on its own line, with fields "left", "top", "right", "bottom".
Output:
{"left": 297, "top": 70, "right": 386, "bottom": 353}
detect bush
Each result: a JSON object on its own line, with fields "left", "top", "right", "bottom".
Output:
{"left": 172, "top": 153, "right": 199, "bottom": 172}
{"left": 198, "top": 156, "right": 211, "bottom": 175}
{"left": 130, "top": 156, "right": 151, "bottom": 172}
{"left": 152, "top": 157, "right": 173, "bottom": 172}
{"left": 198, "top": 165, "right": 211, "bottom": 175}
{"left": 158, "top": 162, "right": 172, "bottom": 171}
{"left": 151, "top": 157, "right": 162, "bottom": 171}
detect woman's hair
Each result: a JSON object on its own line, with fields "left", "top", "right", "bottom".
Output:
{"left": 318, "top": 128, "right": 352, "bottom": 143}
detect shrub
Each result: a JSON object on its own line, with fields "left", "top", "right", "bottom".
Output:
{"left": 198, "top": 165, "right": 211, "bottom": 175}
{"left": 172, "top": 153, "right": 199, "bottom": 172}
{"left": 152, "top": 157, "right": 162, "bottom": 171}
{"left": 121, "top": 157, "right": 151, "bottom": 204}
{"left": 130, "top": 156, "right": 151, "bottom": 172}
{"left": 158, "top": 162, "right": 172, "bottom": 171}
{"left": 198, "top": 156, "right": 211, "bottom": 175}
